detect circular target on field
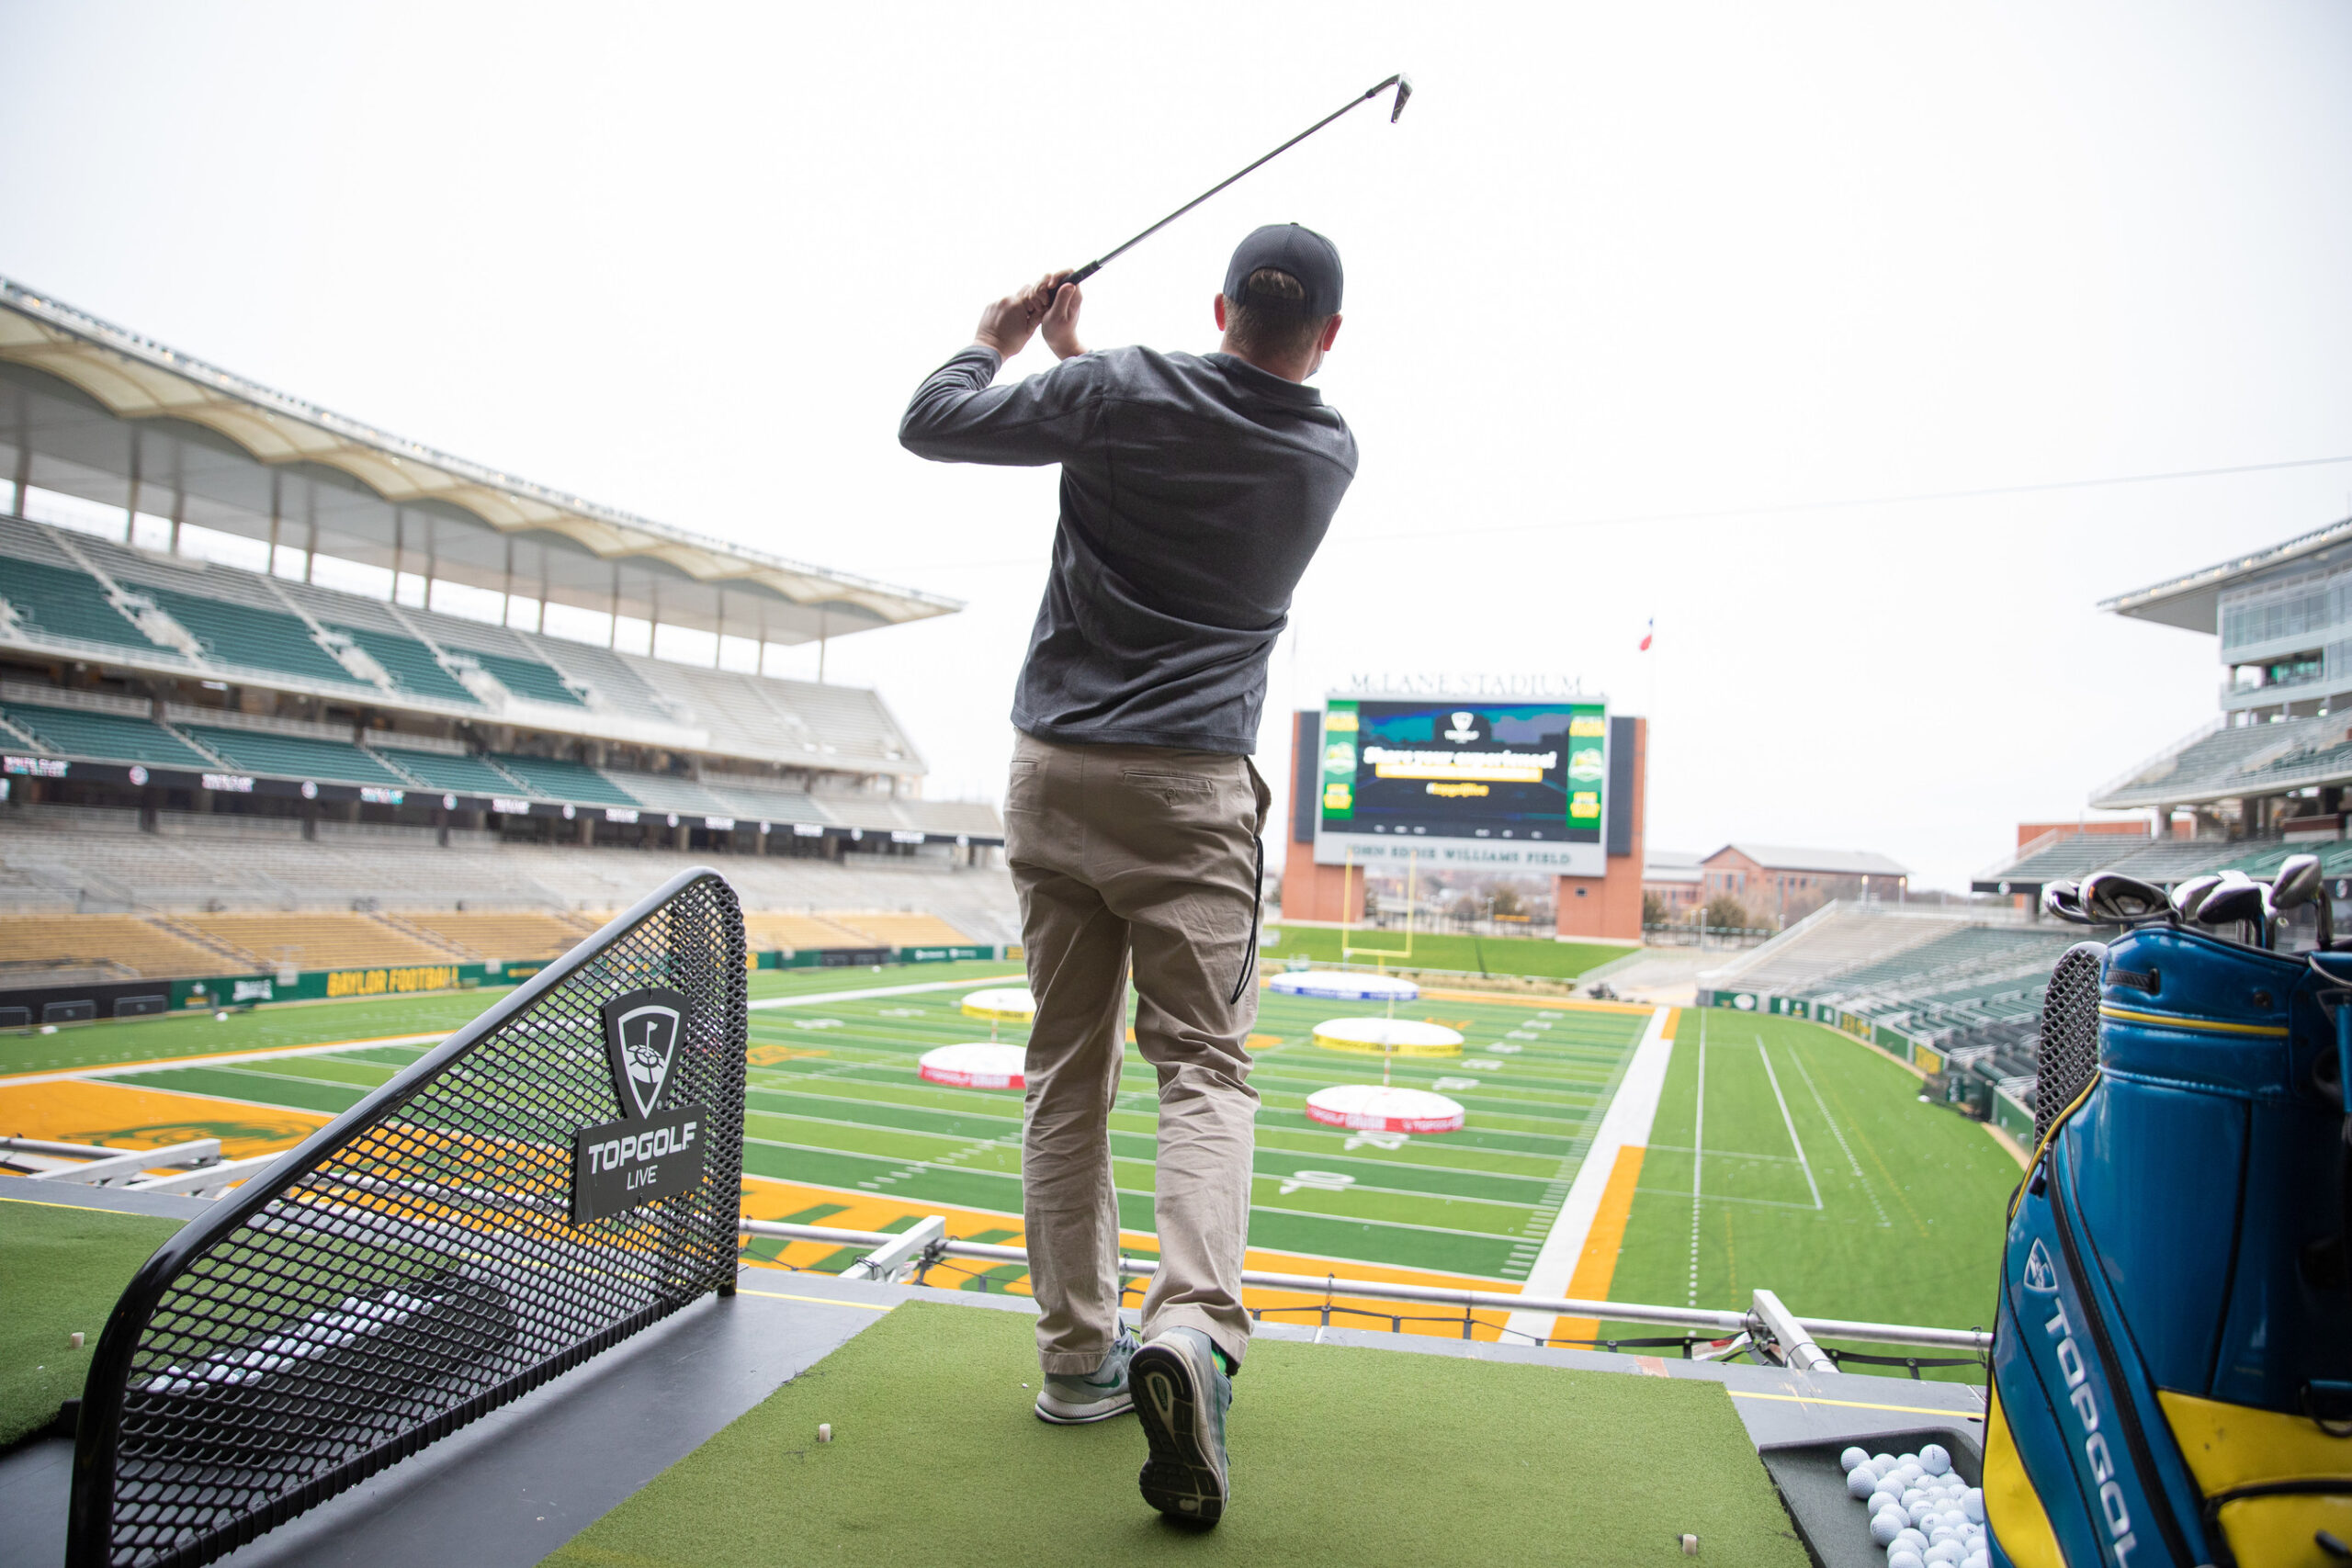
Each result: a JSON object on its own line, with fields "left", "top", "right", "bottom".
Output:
{"left": 1305, "top": 1084, "right": 1465, "bottom": 1134}
{"left": 1309, "top": 1018, "right": 1464, "bottom": 1056}
{"left": 917, "top": 1042, "right": 1028, "bottom": 1089}
{"left": 1268, "top": 971, "right": 1420, "bottom": 1002}
{"left": 959, "top": 987, "right": 1036, "bottom": 1022}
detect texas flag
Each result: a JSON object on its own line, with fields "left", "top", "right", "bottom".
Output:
{"left": 1638, "top": 617, "right": 1655, "bottom": 652}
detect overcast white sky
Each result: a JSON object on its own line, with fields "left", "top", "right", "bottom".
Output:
{"left": 4, "top": 2, "right": 2348, "bottom": 890}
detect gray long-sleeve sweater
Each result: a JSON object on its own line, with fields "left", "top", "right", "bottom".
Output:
{"left": 899, "top": 344, "right": 1357, "bottom": 754}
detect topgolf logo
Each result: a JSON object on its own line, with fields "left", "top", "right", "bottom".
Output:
{"left": 2042, "top": 1292, "right": 2140, "bottom": 1566}
{"left": 2022, "top": 1238, "right": 2060, "bottom": 1294}
{"left": 1442, "top": 711, "right": 1480, "bottom": 742}
{"left": 602, "top": 988, "right": 688, "bottom": 1122}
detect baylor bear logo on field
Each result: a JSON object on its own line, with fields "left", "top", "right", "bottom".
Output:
{"left": 602, "top": 987, "right": 690, "bottom": 1122}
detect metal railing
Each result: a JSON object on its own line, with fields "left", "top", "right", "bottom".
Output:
{"left": 737, "top": 1218, "right": 1990, "bottom": 1361}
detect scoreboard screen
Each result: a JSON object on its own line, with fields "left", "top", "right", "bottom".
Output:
{"left": 1312, "top": 697, "right": 1609, "bottom": 874}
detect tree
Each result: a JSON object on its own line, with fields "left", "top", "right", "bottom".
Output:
{"left": 1703, "top": 893, "right": 1753, "bottom": 932}
{"left": 1642, "top": 891, "right": 1669, "bottom": 927}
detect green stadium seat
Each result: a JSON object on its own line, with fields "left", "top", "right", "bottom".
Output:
{"left": 0, "top": 703, "right": 215, "bottom": 770}
{"left": 180, "top": 725, "right": 410, "bottom": 786}
{"left": 374, "top": 748, "right": 523, "bottom": 796}
{"left": 0, "top": 557, "right": 158, "bottom": 654}
{"left": 470, "top": 650, "right": 585, "bottom": 707}
{"left": 489, "top": 753, "right": 641, "bottom": 807}
{"left": 329, "top": 626, "right": 481, "bottom": 707}
{"left": 143, "top": 588, "right": 366, "bottom": 688}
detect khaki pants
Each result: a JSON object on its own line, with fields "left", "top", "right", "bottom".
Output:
{"left": 1005, "top": 731, "right": 1271, "bottom": 1374}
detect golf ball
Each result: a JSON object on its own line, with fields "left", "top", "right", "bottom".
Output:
{"left": 1962, "top": 1489, "right": 1985, "bottom": 1524}
{"left": 1848, "top": 1467, "right": 1881, "bottom": 1499}
{"left": 1921, "top": 1443, "right": 1951, "bottom": 1476}
{"left": 1871, "top": 1511, "right": 1905, "bottom": 1546}
{"left": 1925, "top": 1543, "right": 1963, "bottom": 1566}
{"left": 1873, "top": 1453, "right": 1897, "bottom": 1471}
{"left": 1869, "top": 1492, "right": 1902, "bottom": 1518}
{"left": 1840, "top": 1446, "right": 1868, "bottom": 1472}
{"left": 1897, "top": 1529, "right": 1929, "bottom": 1554}
{"left": 1890, "top": 1554, "right": 1926, "bottom": 1568}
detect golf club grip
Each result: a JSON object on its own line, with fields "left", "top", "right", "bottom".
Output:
{"left": 1065, "top": 262, "right": 1100, "bottom": 288}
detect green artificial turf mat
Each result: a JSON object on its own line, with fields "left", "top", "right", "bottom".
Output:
{"left": 0, "top": 1196, "right": 183, "bottom": 1446}
{"left": 546, "top": 1301, "right": 1806, "bottom": 1568}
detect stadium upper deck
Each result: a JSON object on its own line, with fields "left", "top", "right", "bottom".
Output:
{"left": 0, "top": 277, "right": 1000, "bottom": 853}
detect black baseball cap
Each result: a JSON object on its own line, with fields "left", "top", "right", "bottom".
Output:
{"left": 1224, "top": 224, "right": 1343, "bottom": 317}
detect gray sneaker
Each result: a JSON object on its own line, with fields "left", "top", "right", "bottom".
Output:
{"left": 1131, "top": 1326, "right": 1231, "bottom": 1524}
{"left": 1034, "top": 1323, "right": 1139, "bottom": 1425}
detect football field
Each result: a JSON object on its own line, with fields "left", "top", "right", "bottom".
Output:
{"left": 0, "top": 964, "right": 2018, "bottom": 1371}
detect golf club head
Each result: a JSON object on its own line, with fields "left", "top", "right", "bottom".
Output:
{"left": 2171, "top": 874, "right": 2225, "bottom": 920}
{"left": 2274, "top": 853, "right": 2325, "bottom": 909}
{"left": 2193, "top": 878, "right": 2270, "bottom": 938}
{"left": 1390, "top": 73, "right": 1414, "bottom": 122}
{"left": 2081, "top": 872, "right": 2169, "bottom": 925}
{"left": 2041, "top": 881, "right": 2096, "bottom": 924}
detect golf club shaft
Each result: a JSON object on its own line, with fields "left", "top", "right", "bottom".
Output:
{"left": 1066, "top": 73, "right": 1408, "bottom": 288}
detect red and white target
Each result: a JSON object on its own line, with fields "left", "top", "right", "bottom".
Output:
{"left": 917, "top": 1042, "right": 1029, "bottom": 1090}
{"left": 1304, "top": 1084, "right": 1466, "bottom": 1134}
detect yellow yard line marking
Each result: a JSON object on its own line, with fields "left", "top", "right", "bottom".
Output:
{"left": 1551, "top": 1145, "right": 1645, "bottom": 1345}
{"left": 1730, "top": 1389, "right": 1984, "bottom": 1419}
{"left": 733, "top": 1283, "right": 893, "bottom": 1312}
{"left": 0, "top": 1190, "right": 191, "bottom": 1219}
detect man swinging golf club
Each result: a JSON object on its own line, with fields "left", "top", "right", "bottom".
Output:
{"left": 899, "top": 225, "right": 1358, "bottom": 1523}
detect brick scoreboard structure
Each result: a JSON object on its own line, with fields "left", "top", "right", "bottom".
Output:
{"left": 1281, "top": 710, "right": 1648, "bottom": 942}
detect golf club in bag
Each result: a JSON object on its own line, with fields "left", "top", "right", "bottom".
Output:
{"left": 1987, "top": 862, "right": 2352, "bottom": 1566}
{"left": 1059, "top": 73, "right": 1412, "bottom": 291}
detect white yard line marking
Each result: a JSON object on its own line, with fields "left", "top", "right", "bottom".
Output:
{"left": 1503, "top": 1005, "right": 1677, "bottom": 1347}
{"left": 1755, "top": 1036, "right": 1822, "bottom": 1212}
{"left": 0, "top": 1034, "right": 445, "bottom": 1089}
{"left": 747, "top": 975, "right": 1023, "bottom": 1012}
{"left": 1689, "top": 1010, "right": 1705, "bottom": 1304}
{"left": 1788, "top": 1040, "right": 1893, "bottom": 1229}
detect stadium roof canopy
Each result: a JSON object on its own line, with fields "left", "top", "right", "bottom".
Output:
{"left": 0, "top": 276, "right": 959, "bottom": 649}
{"left": 2099, "top": 514, "right": 2352, "bottom": 633}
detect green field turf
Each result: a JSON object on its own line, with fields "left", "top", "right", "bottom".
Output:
{"left": 547, "top": 1298, "right": 1807, "bottom": 1568}
{"left": 0, "top": 1197, "right": 184, "bottom": 1446}
{"left": 1263, "top": 925, "right": 1626, "bottom": 979}
{"left": 0, "top": 958, "right": 1023, "bottom": 1078}
{"left": 75, "top": 975, "right": 1645, "bottom": 1282}
{"left": 1601, "top": 1010, "right": 2018, "bottom": 1380}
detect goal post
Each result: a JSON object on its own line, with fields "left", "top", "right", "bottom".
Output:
{"left": 67, "top": 867, "right": 749, "bottom": 1568}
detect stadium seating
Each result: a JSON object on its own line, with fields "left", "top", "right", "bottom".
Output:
{"left": 0, "top": 556, "right": 157, "bottom": 655}
{"left": 398, "top": 910, "right": 593, "bottom": 961}
{"left": 1980, "top": 830, "right": 2153, "bottom": 886}
{"left": 141, "top": 587, "right": 361, "bottom": 688}
{"left": 489, "top": 752, "right": 640, "bottom": 807}
{"left": 329, "top": 624, "right": 481, "bottom": 707}
{"left": 610, "top": 771, "right": 736, "bottom": 817}
{"left": 0, "top": 703, "right": 216, "bottom": 770}
{"left": 178, "top": 725, "right": 412, "bottom": 787}
{"left": 823, "top": 912, "right": 975, "bottom": 946}
{"left": 0, "top": 913, "right": 226, "bottom": 978}
{"left": 370, "top": 746, "right": 524, "bottom": 796}
{"left": 515, "top": 637, "right": 675, "bottom": 724}
{"left": 741, "top": 912, "right": 879, "bottom": 950}
{"left": 176, "top": 912, "right": 458, "bottom": 970}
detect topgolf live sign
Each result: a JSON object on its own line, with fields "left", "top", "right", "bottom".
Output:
{"left": 1313, "top": 689, "right": 1608, "bottom": 874}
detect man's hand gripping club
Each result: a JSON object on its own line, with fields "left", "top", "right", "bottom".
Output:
{"left": 974, "top": 272, "right": 1088, "bottom": 362}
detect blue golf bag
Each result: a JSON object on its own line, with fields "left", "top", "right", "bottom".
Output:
{"left": 1987, "top": 915, "right": 2352, "bottom": 1567}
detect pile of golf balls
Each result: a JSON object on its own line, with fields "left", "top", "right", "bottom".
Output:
{"left": 1838, "top": 1443, "right": 1988, "bottom": 1568}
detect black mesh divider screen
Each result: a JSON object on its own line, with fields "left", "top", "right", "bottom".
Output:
{"left": 2033, "top": 939, "right": 2106, "bottom": 1145}
{"left": 68, "top": 867, "right": 747, "bottom": 1568}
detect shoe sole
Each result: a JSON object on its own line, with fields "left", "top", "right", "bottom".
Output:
{"left": 1131, "top": 1343, "right": 1227, "bottom": 1525}
{"left": 1033, "top": 1391, "right": 1133, "bottom": 1425}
